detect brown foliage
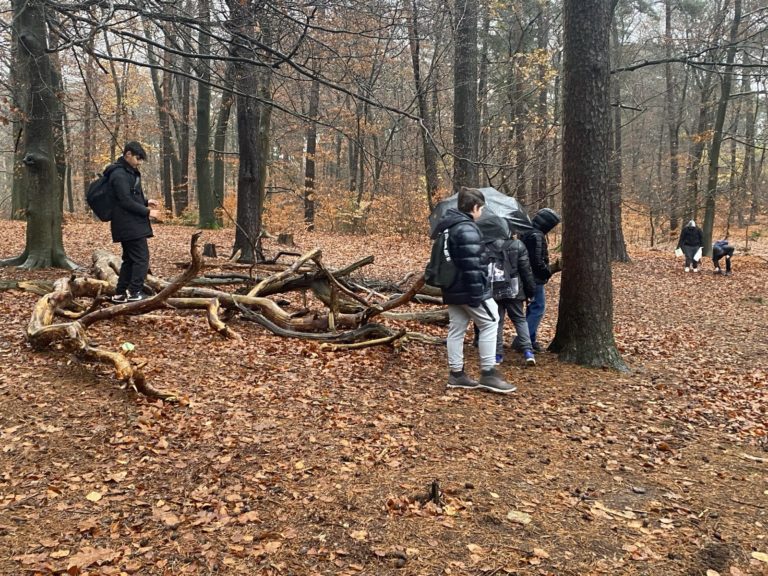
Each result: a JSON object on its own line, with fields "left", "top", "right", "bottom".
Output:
{"left": 1, "top": 221, "right": 767, "bottom": 575}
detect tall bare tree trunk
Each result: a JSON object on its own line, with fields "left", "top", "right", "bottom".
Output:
{"left": 230, "top": 4, "right": 272, "bottom": 263}
{"left": 665, "top": 0, "right": 681, "bottom": 232}
{"left": 81, "top": 45, "right": 95, "bottom": 198}
{"left": 452, "top": 0, "right": 479, "bottom": 190}
{"left": 196, "top": 0, "right": 215, "bottom": 229}
{"left": 609, "top": 21, "right": 629, "bottom": 262}
{"left": 304, "top": 77, "right": 320, "bottom": 230}
{"left": 702, "top": 0, "right": 741, "bottom": 256}
{"left": 407, "top": 0, "right": 440, "bottom": 209}
{"left": 2, "top": 0, "right": 74, "bottom": 269}
{"left": 213, "top": 64, "right": 235, "bottom": 226}
{"left": 174, "top": 55, "right": 192, "bottom": 217}
{"left": 550, "top": 0, "right": 624, "bottom": 370}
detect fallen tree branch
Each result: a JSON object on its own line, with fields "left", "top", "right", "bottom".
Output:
{"left": 319, "top": 328, "right": 406, "bottom": 351}
{"left": 26, "top": 233, "right": 204, "bottom": 400}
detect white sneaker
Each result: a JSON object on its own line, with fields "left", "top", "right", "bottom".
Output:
{"left": 693, "top": 268, "right": 700, "bottom": 273}
{"left": 684, "top": 267, "right": 690, "bottom": 273}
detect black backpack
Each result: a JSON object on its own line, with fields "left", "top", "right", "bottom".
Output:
{"left": 86, "top": 164, "right": 118, "bottom": 222}
{"left": 425, "top": 227, "right": 458, "bottom": 289}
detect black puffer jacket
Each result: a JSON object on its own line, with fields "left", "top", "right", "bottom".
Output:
{"left": 432, "top": 208, "right": 490, "bottom": 307}
{"left": 521, "top": 208, "right": 560, "bottom": 285}
{"left": 677, "top": 221, "right": 703, "bottom": 248}
{"left": 109, "top": 157, "right": 152, "bottom": 243}
{"left": 489, "top": 238, "right": 537, "bottom": 300}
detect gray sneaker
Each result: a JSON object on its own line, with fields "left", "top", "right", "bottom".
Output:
{"left": 447, "top": 371, "right": 479, "bottom": 390}
{"left": 478, "top": 368, "right": 517, "bottom": 394}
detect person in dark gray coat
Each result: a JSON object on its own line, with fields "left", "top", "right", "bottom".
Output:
{"left": 110, "top": 142, "right": 160, "bottom": 303}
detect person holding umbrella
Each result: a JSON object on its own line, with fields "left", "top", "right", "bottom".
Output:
{"left": 431, "top": 187, "right": 516, "bottom": 394}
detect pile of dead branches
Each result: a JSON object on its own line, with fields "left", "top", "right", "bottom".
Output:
{"left": 25, "top": 234, "right": 443, "bottom": 400}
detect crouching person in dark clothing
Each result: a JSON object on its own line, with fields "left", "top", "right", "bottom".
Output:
{"left": 110, "top": 141, "right": 161, "bottom": 303}
{"left": 712, "top": 239, "right": 734, "bottom": 275}
{"left": 433, "top": 187, "right": 516, "bottom": 395}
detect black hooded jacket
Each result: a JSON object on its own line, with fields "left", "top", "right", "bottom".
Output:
{"left": 109, "top": 157, "right": 153, "bottom": 243}
{"left": 432, "top": 208, "right": 491, "bottom": 307}
{"left": 521, "top": 208, "right": 560, "bottom": 285}
{"left": 677, "top": 221, "right": 703, "bottom": 248}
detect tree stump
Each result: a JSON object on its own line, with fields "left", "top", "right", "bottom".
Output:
{"left": 203, "top": 243, "right": 218, "bottom": 258}
{"left": 277, "top": 233, "right": 294, "bottom": 246}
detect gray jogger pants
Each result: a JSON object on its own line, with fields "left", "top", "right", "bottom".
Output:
{"left": 447, "top": 299, "right": 498, "bottom": 373}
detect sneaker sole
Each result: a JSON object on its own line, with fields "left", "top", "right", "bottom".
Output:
{"left": 525, "top": 360, "right": 536, "bottom": 366}
{"left": 447, "top": 383, "right": 479, "bottom": 389}
{"left": 477, "top": 383, "right": 517, "bottom": 394}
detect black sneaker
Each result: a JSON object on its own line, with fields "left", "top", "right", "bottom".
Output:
{"left": 447, "top": 371, "right": 479, "bottom": 390}
{"left": 111, "top": 293, "right": 128, "bottom": 304}
{"left": 478, "top": 368, "right": 517, "bottom": 394}
{"left": 126, "top": 291, "right": 146, "bottom": 302}
{"left": 531, "top": 341, "right": 543, "bottom": 352}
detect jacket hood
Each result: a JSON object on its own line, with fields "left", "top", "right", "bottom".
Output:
{"left": 532, "top": 208, "right": 561, "bottom": 234}
{"left": 687, "top": 220, "right": 696, "bottom": 228}
{"left": 476, "top": 213, "right": 510, "bottom": 243}
{"left": 432, "top": 208, "right": 473, "bottom": 238}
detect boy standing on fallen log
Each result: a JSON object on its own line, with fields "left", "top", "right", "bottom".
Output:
{"left": 110, "top": 142, "right": 161, "bottom": 303}
{"left": 432, "top": 187, "right": 516, "bottom": 395}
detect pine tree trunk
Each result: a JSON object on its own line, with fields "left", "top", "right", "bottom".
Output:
{"left": 452, "top": 0, "right": 479, "bottom": 190}
{"left": 550, "top": 0, "right": 624, "bottom": 370}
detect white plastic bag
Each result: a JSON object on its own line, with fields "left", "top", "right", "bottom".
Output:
{"left": 674, "top": 247, "right": 683, "bottom": 257}
{"left": 694, "top": 247, "right": 702, "bottom": 262}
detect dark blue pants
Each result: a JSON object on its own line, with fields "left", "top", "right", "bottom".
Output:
{"left": 116, "top": 237, "right": 150, "bottom": 295}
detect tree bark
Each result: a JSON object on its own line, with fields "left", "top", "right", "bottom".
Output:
{"left": 304, "top": 76, "right": 320, "bottom": 230}
{"left": 664, "top": 0, "right": 681, "bottom": 232}
{"left": 609, "top": 19, "right": 629, "bottom": 262}
{"left": 407, "top": 0, "right": 440, "bottom": 210}
{"left": 550, "top": 0, "right": 625, "bottom": 370}
{"left": 452, "top": 0, "right": 479, "bottom": 190}
{"left": 702, "top": 0, "right": 741, "bottom": 256}
{"left": 2, "top": 0, "right": 74, "bottom": 270}
{"left": 230, "top": 5, "right": 272, "bottom": 263}
{"left": 213, "top": 63, "right": 235, "bottom": 226}
{"left": 196, "top": 0, "right": 215, "bottom": 229}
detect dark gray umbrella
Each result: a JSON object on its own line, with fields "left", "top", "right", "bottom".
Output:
{"left": 429, "top": 187, "right": 532, "bottom": 236}
{"left": 475, "top": 211, "right": 510, "bottom": 242}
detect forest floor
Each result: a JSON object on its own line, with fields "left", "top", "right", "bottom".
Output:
{"left": 0, "top": 220, "right": 767, "bottom": 576}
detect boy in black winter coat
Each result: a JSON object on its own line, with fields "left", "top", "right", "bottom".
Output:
{"left": 110, "top": 142, "right": 161, "bottom": 303}
{"left": 516, "top": 208, "right": 560, "bottom": 352}
{"left": 431, "top": 187, "right": 515, "bottom": 395}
